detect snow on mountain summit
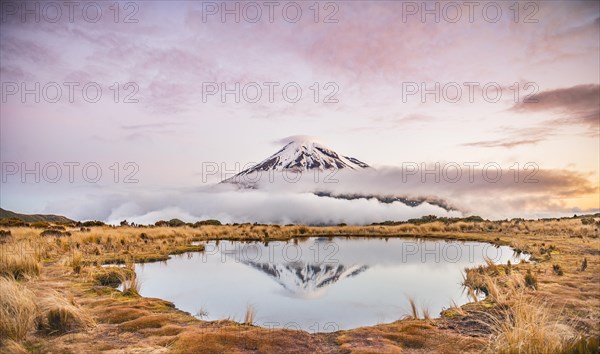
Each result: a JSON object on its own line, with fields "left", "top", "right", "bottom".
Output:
{"left": 227, "top": 138, "right": 370, "bottom": 182}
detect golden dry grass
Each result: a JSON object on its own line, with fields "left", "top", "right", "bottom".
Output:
{"left": 0, "top": 245, "right": 41, "bottom": 279}
{"left": 0, "top": 339, "right": 28, "bottom": 354}
{"left": 243, "top": 305, "right": 255, "bottom": 325}
{"left": 36, "top": 292, "right": 95, "bottom": 334}
{"left": 0, "top": 277, "right": 37, "bottom": 341}
{"left": 487, "top": 297, "right": 573, "bottom": 354}
{"left": 0, "top": 216, "right": 597, "bottom": 353}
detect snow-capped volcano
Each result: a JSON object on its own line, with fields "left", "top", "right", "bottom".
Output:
{"left": 225, "top": 138, "right": 369, "bottom": 183}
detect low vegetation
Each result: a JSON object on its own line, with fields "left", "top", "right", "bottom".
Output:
{"left": 0, "top": 214, "right": 598, "bottom": 353}
{"left": 0, "top": 277, "right": 37, "bottom": 341}
{"left": 36, "top": 292, "right": 95, "bottom": 334}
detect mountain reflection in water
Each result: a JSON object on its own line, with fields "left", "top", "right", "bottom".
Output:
{"left": 135, "top": 237, "right": 528, "bottom": 332}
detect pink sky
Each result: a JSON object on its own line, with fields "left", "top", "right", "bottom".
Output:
{"left": 1, "top": 1, "right": 598, "bottom": 222}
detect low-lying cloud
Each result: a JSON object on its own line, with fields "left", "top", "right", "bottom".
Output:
{"left": 25, "top": 164, "right": 598, "bottom": 225}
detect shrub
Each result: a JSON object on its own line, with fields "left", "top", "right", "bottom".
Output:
{"left": 0, "top": 229, "right": 12, "bottom": 244}
{"left": 40, "top": 229, "right": 63, "bottom": 237}
{"left": 192, "top": 219, "right": 222, "bottom": 227}
{"left": 167, "top": 219, "right": 186, "bottom": 227}
{"left": 48, "top": 225, "right": 66, "bottom": 231}
{"left": 580, "top": 217, "right": 595, "bottom": 225}
{"left": 80, "top": 220, "right": 105, "bottom": 227}
{"left": 0, "top": 218, "right": 26, "bottom": 227}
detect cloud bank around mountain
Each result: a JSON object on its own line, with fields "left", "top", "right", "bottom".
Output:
{"left": 24, "top": 164, "right": 597, "bottom": 225}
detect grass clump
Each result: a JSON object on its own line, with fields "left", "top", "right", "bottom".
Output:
{"left": 93, "top": 267, "right": 125, "bottom": 287}
{"left": 0, "top": 252, "right": 41, "bottom": 280}
{"left": 403, "top": 297, "right": 419, "bottom": 319}
{"left": 0, "top": 277, "right": 37, "bottom": 341}
{"left": 0, "top": 339, "right": 28, "bottom": 353}
{"left": 524, "top": 270, "right": 538, "bottom": 290}
{"left": 71, "top": 252, "right": 83, "bottom": 274}
{"left": 552, "top": 264, "right": 564, "bottom": 276}
{"left": 120, "top": 263, "right": 140, "bottom": 297}
{"left": 243, "top": 305, "right": 255, "bottom": 325}
{"left": 488, "top": 298, "right": 575, "bottom": 354}
{"left": 118, "top": 314, "right": 169, "bottom": 332}
{"left": 579, "top": 258, "right": 588, "bottom": 271}
{"left": 441, "top": 300, "right": 466, "bottom": 318}
{"left": 36, "top": 293, "right": 94, "bottom": 334}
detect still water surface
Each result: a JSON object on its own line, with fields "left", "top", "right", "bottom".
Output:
{"left": 134, "top": 237, "right": 528, "bottom": 332}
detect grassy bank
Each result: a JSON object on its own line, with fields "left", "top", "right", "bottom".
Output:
{"left": 0, "top": 216, "right": 598, "bottom": 353}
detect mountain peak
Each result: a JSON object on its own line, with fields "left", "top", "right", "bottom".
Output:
{"left": 223, "top": 138, "right": 370, "bottom": 183}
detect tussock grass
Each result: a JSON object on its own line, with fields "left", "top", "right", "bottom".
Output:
{"left": 93, "top": 267, "right": 125, "bottom": 287}
{"left": 0, "top": 339, "right": 28, "bottom": 353}
{"left": 243, "top": 305, "right": 255, "bottom": 325}
{"left": 0, "top": 216, "right": 597, "bottom": 353}
{"left": 484, "top": 256, "right": 499, "bottom": 275}
{"left": 463, "top": 271, "right": 588, "bottom": 354}
{"left": 579, "top": 257, "right": 588, "bottom": 271}
{"left": 0, "top": 252, "right": 41, "bottom": 279}
{"left": 194, "top": 306, "right": 209, "bottom": 319}
{"left": 442, "top": 300, "right": 466, "bottom": 318}
{"left": 524, "top": 270, "right": 538, "bottom": 290}
{"left": 422, "top": 307, "right": 431, "bottom": 321}
{"left": 120, "top": 263, "right": 140, "bottom": 296}
{"left": 36, "top": 292, "right": 95, "bottom": 334}
{"left": 406, "top": 297, "right": 419, "bottom": 319}
{"left": 487, "top": 298, "right": 574, "bottom": 354}
{"left": 0, "top": 277, "right": 37, "bottom": 341}
{"left": 71, "top": 252, "right": 83, "bottom": 274}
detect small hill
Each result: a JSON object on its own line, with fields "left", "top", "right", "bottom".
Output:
{"left": 0, "top": 208, "right": 75, "bottom": 223}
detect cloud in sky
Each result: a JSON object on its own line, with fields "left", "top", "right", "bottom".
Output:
{"left": 0, "top": 1, "right": 598, "bottom": 218}
{"left": 512, "top": 84, "right": 600, "bottom": 134}
{"left": 2, "top": 164, "right": 594, "bottom": 224}
{"left": 463, "top": 83, "right": 600, "bottom": 148}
